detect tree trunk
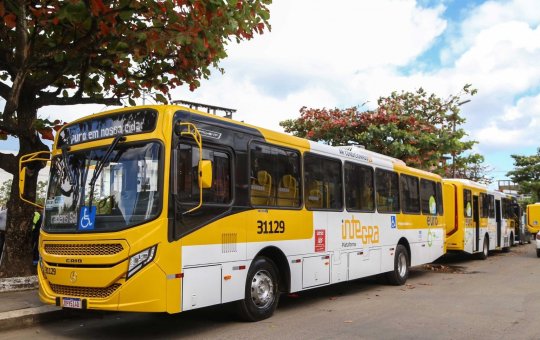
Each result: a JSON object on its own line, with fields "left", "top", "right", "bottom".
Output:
{"left": 0, "top": 172, "right": 37, "bottom": 277}
{"left": 0, "top": 104, "right": 48, "bottom": 278}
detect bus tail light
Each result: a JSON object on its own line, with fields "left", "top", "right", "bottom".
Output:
{"left": 127, "top": 245, "right": 157, "bottom": 279}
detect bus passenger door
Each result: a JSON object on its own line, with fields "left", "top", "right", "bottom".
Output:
{"left": 473, "top": 195, "right": 480, "bottom": 252}
{"left": 495, "top": 200, "right": 502, "bottom": 248}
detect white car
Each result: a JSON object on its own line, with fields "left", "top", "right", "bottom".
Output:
{"left": 537, "top": 233, "right": 540, "bottom": 257}
{"left": 0, "top": 209, "right": 5, "bottom": 232}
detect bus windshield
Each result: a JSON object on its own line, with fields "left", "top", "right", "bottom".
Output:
{"left": 44, "top": 142, "right": 161, "bottom": 232}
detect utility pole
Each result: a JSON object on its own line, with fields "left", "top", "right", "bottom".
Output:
{"left": 451, "top": 99, "right": 471, "bottom": 178}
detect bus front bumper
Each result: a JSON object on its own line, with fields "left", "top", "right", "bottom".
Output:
{"left": 38, "top": 261, "right": 168, "bottom": 312}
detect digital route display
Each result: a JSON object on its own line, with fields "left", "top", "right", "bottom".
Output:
{"left": 57, "top": 109, "right": 158, "bottom": 147}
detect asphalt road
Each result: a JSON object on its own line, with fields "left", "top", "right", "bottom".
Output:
{"left": 2, "top": 243, "right": 539, "bottom": 340}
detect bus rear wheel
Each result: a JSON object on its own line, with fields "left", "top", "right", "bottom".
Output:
{"left": 537, "top": 249, "right": 540, "bottom": 258}
{"left": 386, "top": 244, "right": 409, "bottom": 286}
{"left": 477, "top": 237, "right": 488, "bottom": 260}
{"left": 236, "top": 257, "right": 280, "bottom": 322}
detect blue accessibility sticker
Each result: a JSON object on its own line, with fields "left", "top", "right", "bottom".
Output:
{"left": 390, "top": 216, "right": 396, "bottom": 229}
{"left": 78, "top": 206, "right": 96, "bottom": 231}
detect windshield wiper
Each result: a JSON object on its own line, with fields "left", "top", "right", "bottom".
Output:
{"left": 87, "top": 135, "right": 126, "bottom": 208}
{"left": 61, "top": 145, "right": 76, "bottom": 186}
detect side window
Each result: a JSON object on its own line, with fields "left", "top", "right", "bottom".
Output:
{"left": 400, "top": 174, "right": 420, "bottom": 214}
{"left": 375, "top": 169, "right": 400, "bottom": 213}
{"left": 304, "top": 154, "right": 343, "bottom": 210}
{"left": 464, "top": 189, "right": 472, "bottom": 217}
{"left": 420, "top": 179, "right": 437, "bottom": 215}
{"left": 174, "top": 143, "right": 233, "bottom": 239}
{"left": 488, "top": 195, "right": 495, "bottom": 218}
{"left": 344, "top": 162, "right": 374, "bottom": 212}
{"left": 480, "top": 193, "right": 489, "bottom": 218}
{"left": 502, "top": 198, "right": 511, "bottom": 219}
{"left": 436, "top": 182, "right": 444, "bottom": 216}
{"left": 250, "top": 143, "right": 301, "bottom": 208}
{"left": 178, "top": 144, "right": 231, "bottom": 204}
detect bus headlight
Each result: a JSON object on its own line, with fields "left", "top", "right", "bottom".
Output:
{"left": 127, "top": 245, "right": 157, "bottom": 279}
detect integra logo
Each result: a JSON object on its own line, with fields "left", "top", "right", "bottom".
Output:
{"left": 66, "top": 258, "right": 83, "bottom": 264}
{"left": 341, "top": 215, "right": 380, "bottom": 244}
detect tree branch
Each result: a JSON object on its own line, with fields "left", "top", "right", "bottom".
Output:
{"left": 36, "top": 95, "right": 122, "bottom": 107}
{"left": 0, "top": 152, "right": 17, "bottom": 175}
{"left": 0, "top": 124, "right": 18, "bottom": 136}
{"left": 0, "top": 81, "right": 11, "bottom": 99}
{"left": 3, "top": 1, "right": 30, "bottom": 119}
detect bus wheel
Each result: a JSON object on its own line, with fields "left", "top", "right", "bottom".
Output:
{"left": 510, "top": 233, "right": 515, "bottom": 247}
{"left": 386, "top": 244, "right": 409, "bottom": 286}
{"left": 477, "top": 238, "right": 488, "bottom": 260}
{"left": 537, "top": 249, "right": 540, "bottom": 258}
{"left": 236, "top": 257, "right": 280, "bottom": 322}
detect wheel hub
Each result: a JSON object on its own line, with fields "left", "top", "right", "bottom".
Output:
{"left": 251, "top": 270, "right": 274, "bottom": 309}
{"left": 398, "top": 252, "right": 407, "bottom": 278}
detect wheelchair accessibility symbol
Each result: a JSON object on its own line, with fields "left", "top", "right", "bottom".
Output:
{"left": 78, "top": 206, "right": 96, "bottom": 230}
{"left": 390, "top": 216, "right": 396, "bottom": 229}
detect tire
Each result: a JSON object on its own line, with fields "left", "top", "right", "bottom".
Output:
{"left": 236, "top": 257, "right": 280, "bottom": 322}
{"left": 537, "top": 249, "right": 540, "bottom": 258}
{"left": 510, "top": 233, "right": 515, "bottom": 247}
{"left": 385, "top": 244, "right": 409, "bottom": 286}
{"left": 502, "top": 246, "right": 510, "bottom": 253}
{"left": 477, "top": 237, "right": 488, "bottom": 260}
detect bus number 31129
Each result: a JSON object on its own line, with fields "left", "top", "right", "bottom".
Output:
{"left": 257, "top": 220, "right": 285, "bottom": 234}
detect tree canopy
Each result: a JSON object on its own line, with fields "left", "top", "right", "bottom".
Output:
{"left": 507, "top": 148, "right": 540, "bottom": 201}
{"left": 280, "top": 85, "right": 491, "bottom": 182}
{"left": 0, "top": 0, "right": 271, "bottom": 277}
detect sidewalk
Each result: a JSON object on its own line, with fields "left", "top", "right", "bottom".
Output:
{"left": 0, "top": 277, "right": 62, "bottom": 331}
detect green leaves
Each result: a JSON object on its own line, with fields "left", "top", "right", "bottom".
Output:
{"left": 507, "top": 148, "right": 540, "bottom": 200}
{"left": 281, "top": 85, "right": 487, "bottom": 182}
{"left": 0, "top": 0, "right": 271, "bottom": 113}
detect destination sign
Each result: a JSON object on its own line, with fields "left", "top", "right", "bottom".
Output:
{"left": 57, "top": 109, "right": 158, "bottom": 147}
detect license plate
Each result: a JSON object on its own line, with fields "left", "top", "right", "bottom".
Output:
{"left": 62, "top": 297, "right": 82, "bottom": 309}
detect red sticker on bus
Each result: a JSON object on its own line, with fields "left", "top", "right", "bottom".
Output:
{"left": 315, "top": 229, "right": 326, "bottom": 252}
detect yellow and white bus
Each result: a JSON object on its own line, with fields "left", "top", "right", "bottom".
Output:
{"left": 21, "top": 104, "right": 446, "bottom": 321}
{"left": 526, "top": 203, "right": 540, "bottom": 235}
{"left": 443, "top": 179, "right": 513, "bottom": 258}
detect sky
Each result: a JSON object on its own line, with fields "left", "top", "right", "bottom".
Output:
{"left": 2, "top": 0, "right": 540, "bottom": 187}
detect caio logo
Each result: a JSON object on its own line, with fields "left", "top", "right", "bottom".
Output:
{"left": 66, "top": 258, "right": 82, "bottom": 264}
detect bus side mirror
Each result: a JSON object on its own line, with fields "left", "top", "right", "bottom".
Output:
{"left": 198, "top": 160, "right": 212, "bottom": 189}
{"left": 19, "top": 167, "right": 26, "bottom": 195}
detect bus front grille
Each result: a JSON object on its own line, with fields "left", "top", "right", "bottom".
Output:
{"left": 44, "top": 243, "right": 124, "bottom": 256}
{"left": 50, "top": 283, "right": 121, "bottom": 299}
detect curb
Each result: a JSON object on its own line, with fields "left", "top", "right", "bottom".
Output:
{"left": 0, "top": 276, "right": 38, "bottom": 293}
{"left": 0, "top": 305, "right": 63, "bottom": 331}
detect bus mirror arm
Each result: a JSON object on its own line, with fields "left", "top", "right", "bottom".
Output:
{"left": 178, "top": 122, "right": 205, "bottom": 215}
{"left": 18, "top": 150, "right": 52, "bottom": 209}
{"left": 172, "top": 149, "right": 179, "bottom": 196}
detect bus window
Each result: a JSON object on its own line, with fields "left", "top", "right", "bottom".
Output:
{"left": 488, "top": 194, "right": 495, "bottom": 218}
{"left": 304, "top": 154, "right": 342, "bottom": 210}
{"left": 177, "top": 144, "right": 231, "bottom": 204}
{"left": 480, "top": 193, "right": 489, "bottom": 218}
{"left": 250, "top": 143, "right": 301, "bottom": 208}
{"left": 375, "top": 169, "right": 400, "bottom": 213}
{"left": 436, "top": 182, "right": 444, "bottom": 216}
{"left": 174, "top": 143, "right": 232, "bottom": 239}
{"left": 400, "top": 174, "right": 420, "bottom": 214}
{"left": 464, "top": 189, "right": 472, "bottom": 217}
{"left": 344, "top": 162, "right": 374, "bottom": 212}
{"left": 420, "top": 179, "right": 437, "bottom": 215}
